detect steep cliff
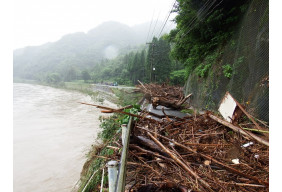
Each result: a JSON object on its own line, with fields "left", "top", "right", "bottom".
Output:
{"left": 184, "top": 0, "right": 269, "bottom": 121}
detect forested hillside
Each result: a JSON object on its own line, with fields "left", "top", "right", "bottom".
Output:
{"left": 168, "top": 0, "right": 268, "bottom": 121}
{"left": 90, "top": 37, "right": 184, "bottom": 85}
{"left": 14, "top": 0, "right": 268, "bottom": 122}
{"left": 13, "top": 21, "right": 173, "bottom": 82}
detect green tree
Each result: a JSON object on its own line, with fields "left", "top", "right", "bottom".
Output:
{"left": 147, "top": 37, "right": 172, "bottom": 83}
{"left": 169, "top": 0, "right": 248, "bottom": 76}
{"left": 64, "top": 66, "right": 77, "bottom": 81}
{"left": 46, "top": 73, "right": 62, "bottom": 84}
{"left": 81, "top": 70, "right": 91, "bottom": 82}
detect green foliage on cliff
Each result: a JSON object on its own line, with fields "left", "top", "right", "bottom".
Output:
{"left": 168, "top": 0, "right": 250, "bottom": 77}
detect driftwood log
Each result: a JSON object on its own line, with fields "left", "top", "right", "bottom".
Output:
{"left": 138, "top": 82, "right": 192, "bottom": 109}
{"left": 151, "top": 93, "right": 192, "bottom": 109}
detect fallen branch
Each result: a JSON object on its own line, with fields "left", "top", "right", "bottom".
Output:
{"left": 79, "top": 102, "right": 114, "bottom": 110}
{"left": 228, "top": 92, "right": 265, "bottom": 131}
{"left": 177, "top": 93, "right": 193, "bottom": 106}
{"left": 100, "top": 105, "right": 133, "bottom": 113}
{"left": 129, "top": 144, "right": 172, "bottom": 162}
{"left": 152, "top": 93, "right": 192, "bottom": 110}
{"left": 218, "top": 181, "right": 265, "bottom": 188}
{"left": 147, "top": 132, "right": 215, "bottom": 192}
{"left": 208, "top": 113, "right": 269, "bottom": 146}
{"left": 137, "top": 126, "right": 269, "bottom": 186}
{"left": 79, "top": 102, "right": 157, "bottom": 122}
{"left": 134, "top": 136, "right": 166, "bottom": 155}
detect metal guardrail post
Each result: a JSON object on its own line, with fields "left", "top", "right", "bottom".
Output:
{"left": 121, "top": 124, "right": 127, "bottom": 146}
{"left": 107, "top": 161, "right": 118, "bottom": 192}
{"left": 115, "top": 117, "right": 133, "bottom": 192}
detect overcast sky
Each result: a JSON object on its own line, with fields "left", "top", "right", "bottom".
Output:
{"left": 14, "top": 0, "right": 176, "bottom": 49}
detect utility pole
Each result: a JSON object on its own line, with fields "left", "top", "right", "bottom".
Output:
{"left": 146, "top": 42, "right": 155, "bottom": 82}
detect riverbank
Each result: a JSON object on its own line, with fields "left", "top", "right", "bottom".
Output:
{"left": 14, "top": 79, "right": 143, "bottom": 192}
{"left": 13, "top": 78, "right": 140, "bottom": 106}
{"left": 13, "top": 83, "right": 107, "bottom": 192}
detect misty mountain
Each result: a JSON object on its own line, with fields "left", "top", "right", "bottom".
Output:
{"left": 13, "top": 21, "right": 174, "bottom": 80}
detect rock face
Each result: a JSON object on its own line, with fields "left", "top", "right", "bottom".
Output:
{"left": 184, "top": 0, "right": 269, "bottom": 122}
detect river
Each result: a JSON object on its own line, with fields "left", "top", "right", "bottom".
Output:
{"left": 13, "top": 83, "right": 115, "bottom": 192}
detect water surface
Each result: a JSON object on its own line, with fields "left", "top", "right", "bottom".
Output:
{"left": 13, "top": 83, "right": 114, "bottom": 192}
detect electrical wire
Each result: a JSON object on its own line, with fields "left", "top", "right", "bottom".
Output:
{"left": 179, "top": 0, "right": 214, "bottom": 35}
{"left": 157, "top": 0, "right": 177, "bottom": 39}
{"left": 181, "top": 0, "right": 224, "bottom": 38}
{"left": 179, "top": 0, "right": 217, "bottom": 38}
{"left": 146, "top": 10, "right": 155, "bottom": 43}
{"left": 150, "top": 10, "right": 162, "bottom": 41}
{"left": 157, "top": 0, "right": 177, "bottom": 37}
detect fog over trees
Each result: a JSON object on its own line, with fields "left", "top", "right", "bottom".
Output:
{"left": 13, "top": 21, "right": 177, "bottom": 85}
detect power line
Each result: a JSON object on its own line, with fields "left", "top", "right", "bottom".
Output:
{"left": 157, "top": 0, "right": 177, "bottom": 39}
{"left": 181, "top": 0, "right": 223, "bottom": 37}
{"left": 205, "top": 0, "right": 224, "bottom": 19}
{"left": 146, "top": 10, "right": 155, "bottom": 43}
{"left": 150, "top": 10, "right": 161, "bottom": 41}
{"left": 157, "top": 0, "right": 177, "bottom": 36}
{"left": 178, "top": 0, "right": 216, "bottom": 38}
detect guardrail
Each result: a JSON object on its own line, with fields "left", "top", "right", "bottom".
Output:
{"left": 115, "top": 116, "right": 133, "bottom": 192}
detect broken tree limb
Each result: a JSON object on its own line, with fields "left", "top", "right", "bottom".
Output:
{"left": 100, "top": 105, "right": 133, "bottom": 113}
{"left": 147, "top": 132, "right": 215, "bottom": 192}
{"left": 152, "top": 93, "right": 192, "bottom": 110}
{"left": 161, "top": 107, "right": 172, "bottom": 122}
{"left": 177, "top": 93, "right": 193, "bottom": 106}
{"left": 227, "top": 92, "right": 265, "bottom": 131}
{"left": 79, "top": 102, "right": 114, "bottom": 110}
{"left": 208, "top": 113, "right": 269, "bottom": 146}
{"left": 129, "top": 144, "right": 172, "bottom": 162}
{"left": 79, "top": 102, "right": 157, "bottom": 122}
{"left": 137, "top": 80, "right": 148, "bottom": 91}
{"left": 137, "top": 126, "right": 269, "bottom": 186}
{"left": 134, "top": 136, "right": 166, "bottom": 156}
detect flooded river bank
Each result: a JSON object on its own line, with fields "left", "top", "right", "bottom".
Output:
{"left": 13, "top": 83, "right": 114, "bottom": 192}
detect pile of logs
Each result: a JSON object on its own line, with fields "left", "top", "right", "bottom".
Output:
{"left": 137, "top": 82, "right": 192, "bottom": 110}
{"left": 80, "top": 83, "right": 269, "bottom": 192}
{"left": 124, "top": 111, "right": 269, "bottom": 192}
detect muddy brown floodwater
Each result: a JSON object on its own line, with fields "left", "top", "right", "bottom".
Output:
{"left": 13, "top": 83, "right": 115, "bottom": 192}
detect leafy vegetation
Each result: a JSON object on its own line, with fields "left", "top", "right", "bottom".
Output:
{"left": 222, "top": 64, "right": 233, "bottom": 78}
{"left": 86, "top": 36, "right": 185, "bottom": 86}
{"left": 168, "top": 0, "right": 250, "bottom": 78}
{"left": 78, "top": 99, "right": 141, "bottom": 192}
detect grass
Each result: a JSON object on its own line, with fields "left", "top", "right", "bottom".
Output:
{"left": 77, "top": 88, "right": 141, "bottom": 191}
{"left": 112, "top": 88, "right": 143, "bottom": 106}
{"left": 78, "top": 114, "right": 123, "bottom": 192}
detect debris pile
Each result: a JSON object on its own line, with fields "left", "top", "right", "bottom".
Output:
{"left": 125, "top": 111, "right": 269, "bottom": 192}
{"left": 81, "top": 83, "right": 269, "bottom": 192}
{"left": 137, "top": 82, "right": 192, "bottom": 110}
